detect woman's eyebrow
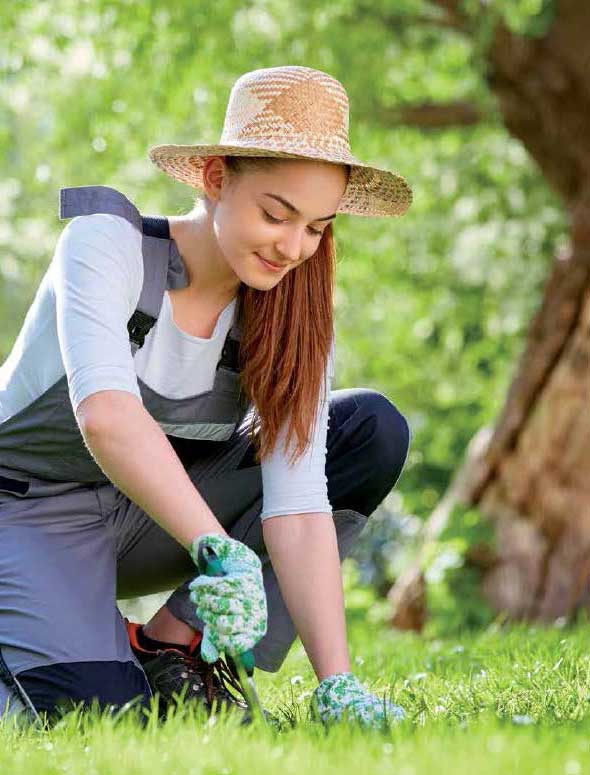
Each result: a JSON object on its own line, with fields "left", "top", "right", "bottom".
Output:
{"left": 261, "top": 193, "right": 336, "bottom": 221}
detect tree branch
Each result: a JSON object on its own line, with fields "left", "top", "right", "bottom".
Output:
{"left": 380, "top": 10, "right": 469, "bottom": 33}
{"left": 344, "top": 1, "right": 470, "bottom": 34}
{"left": 374, "top": 100, "right": 486, "bottom": 129}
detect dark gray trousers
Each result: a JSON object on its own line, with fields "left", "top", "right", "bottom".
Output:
{"left": 0, "top": 388, "right": 410, "bottom": 716}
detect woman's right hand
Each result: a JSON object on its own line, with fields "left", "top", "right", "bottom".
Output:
{"left": 188, "top": 533, "right": 268, "bottom": 663}
{"left": 311, "top": 672, "right": 406, "bottom": 728}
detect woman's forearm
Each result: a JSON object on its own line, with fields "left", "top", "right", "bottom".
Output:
{"left": 77, "top": 389, "right": 227, "bottom": 549}
{"left": 262, "top": 512, "right": 351, "bottom": 682}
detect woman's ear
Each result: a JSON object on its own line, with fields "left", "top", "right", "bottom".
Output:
{"left": 201, "top": 156, "right": 228, "bottom": 203}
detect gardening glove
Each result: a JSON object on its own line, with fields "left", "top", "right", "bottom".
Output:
{"left": 310, "top": 672, "right": 406, "bottom": 729}
{"left": 188, "top": 533, "right": 267, "bottom": 664}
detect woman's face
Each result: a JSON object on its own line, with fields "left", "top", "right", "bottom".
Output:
{"left": 206, "top": 156, "right": 348, "bottom": 290}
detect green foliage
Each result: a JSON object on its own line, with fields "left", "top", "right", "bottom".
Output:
{"left": 350, "top": 499, "right": 422, "bottom": 592}
{"left": 495, "top": 0, "right": 556, "bottom": 37}
{"left": 421, "top": 505, "right": 497, "bottom": 637}
{"left": 351, "top": 500, "right": 496, "bottom": 637}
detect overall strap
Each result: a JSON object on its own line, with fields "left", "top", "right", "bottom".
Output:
{"left": 59, "top": 185, "right": 142, "bottom": 229}
{"left": 58, "top": 186, "right": 176, "bottom": 351}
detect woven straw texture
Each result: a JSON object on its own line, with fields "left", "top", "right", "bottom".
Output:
{"left": 148, "top": 65, "right": 412, "bottom": 218}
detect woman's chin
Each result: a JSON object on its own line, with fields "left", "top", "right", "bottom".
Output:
{"left": 238, "top": 254, "right": 284, "bottom": 289}
{"left": 243, "top": 275, "right": 281, "bottom": 291}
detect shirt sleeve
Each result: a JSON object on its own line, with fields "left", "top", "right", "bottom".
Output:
{"left": 259, "top": 336, "right": 335, "bottom": 521}
{"left": 51, "top": 212, "right": 144, "bottom": 414}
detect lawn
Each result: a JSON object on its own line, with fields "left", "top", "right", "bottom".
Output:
{"left": 2, "top": 563, "right": 590, "bottom": 775}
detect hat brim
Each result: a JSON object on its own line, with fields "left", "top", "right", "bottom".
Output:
{"left": 148, "top": 143, "right": 412, "bottom": 218}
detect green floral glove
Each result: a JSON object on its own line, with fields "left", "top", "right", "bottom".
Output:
{"left": 310, "top": 672, "right": 406, "bottom": 729}
{"left": 188, "top": 533, "right": 267, "bottom": 664}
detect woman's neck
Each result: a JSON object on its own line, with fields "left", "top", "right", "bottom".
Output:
{"left": 167, "top": 210, "right": 241, "bottom": 307}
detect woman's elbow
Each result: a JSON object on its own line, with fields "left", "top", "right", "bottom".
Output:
{"left": 75, "top": 389, "right": 142, "bottom": 437}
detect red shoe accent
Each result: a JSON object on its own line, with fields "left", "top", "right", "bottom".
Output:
{"left": 125, "top": 619, "right": 150, "bottom": 654}
{"left": 187, "top": 628, "right": 203, "bottom": 655}
{"left": 124, "top": 617, "right": 203, "bottom": 656}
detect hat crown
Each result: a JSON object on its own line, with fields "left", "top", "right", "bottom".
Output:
{"left": 220, "top": 66, "right": 352, "bottom": 159}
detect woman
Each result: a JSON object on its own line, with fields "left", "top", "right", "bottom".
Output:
{"left": 0, "top": 65, "right": 412, "bottom": 727}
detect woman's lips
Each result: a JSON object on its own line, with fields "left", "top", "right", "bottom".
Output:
{"left": 255, "top": 252, "right": 284, "bottom": 272}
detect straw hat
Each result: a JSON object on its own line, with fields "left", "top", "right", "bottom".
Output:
{"left": 148, "top": 66, "right": 412, "bottom": 218}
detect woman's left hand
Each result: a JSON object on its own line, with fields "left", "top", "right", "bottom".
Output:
{"left": 310, "top": 672, "right": 406, "bottom": 729}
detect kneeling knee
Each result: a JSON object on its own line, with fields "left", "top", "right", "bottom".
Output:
{"left": 17, "top": 660, "right": 151, "bottom": 718}
{"left": 360, "top": 390, "right": 411, "bottom": 478}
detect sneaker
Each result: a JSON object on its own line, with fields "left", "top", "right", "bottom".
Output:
{"left": 125, "top": 619, "right": 251, "bottom": 720}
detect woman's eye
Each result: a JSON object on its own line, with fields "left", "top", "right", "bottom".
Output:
{"left": 261, "top": 208, "right": 322, "bottom": 236}
{"left": 261, "top": 209, "right": 283, "bottom": 224}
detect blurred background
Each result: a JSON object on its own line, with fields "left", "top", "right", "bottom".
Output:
{"left": 4, "top": 0, "right": 586, "bottom": 639}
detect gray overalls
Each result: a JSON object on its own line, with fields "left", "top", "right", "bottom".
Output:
{"left": 0, "top": 185, "right": 389, "bottom": 720}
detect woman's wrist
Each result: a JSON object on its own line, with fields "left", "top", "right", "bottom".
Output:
{"left": 317, "top": 662, "right": 352, "bottom": 683}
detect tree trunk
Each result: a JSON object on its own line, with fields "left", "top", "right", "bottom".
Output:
{"left": 457, "top": 0, "right": 590, "bottom": 622}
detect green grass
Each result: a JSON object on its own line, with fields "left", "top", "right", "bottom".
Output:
{"left": 3, "top": 573, "right": 590, "bottom": 774}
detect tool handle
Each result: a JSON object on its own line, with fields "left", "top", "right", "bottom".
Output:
{"left": 196, "top": 543, "right": 256, "bottom": 675}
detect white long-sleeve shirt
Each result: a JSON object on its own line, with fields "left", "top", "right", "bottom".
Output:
{"left": 0, "top": 213, "right": 334, "bottom": 520}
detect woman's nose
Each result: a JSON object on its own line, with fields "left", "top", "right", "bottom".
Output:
{"left": 275, "top": 226, "right": 305, "bottom": 264}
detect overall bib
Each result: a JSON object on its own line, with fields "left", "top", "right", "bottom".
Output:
{"left": 0, "top": 186, "right": 411, "bottom": 719}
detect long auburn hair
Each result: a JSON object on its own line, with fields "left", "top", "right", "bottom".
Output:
{"left": 193, "top": 155, "right": 349, "bottom": 466}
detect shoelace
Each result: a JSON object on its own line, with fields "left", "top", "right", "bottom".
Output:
{"left": 167, "top": 650, "right": 247, "bottom": 706}
{"left": 210, "top": 657, "right": 248, "bottom": 705}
